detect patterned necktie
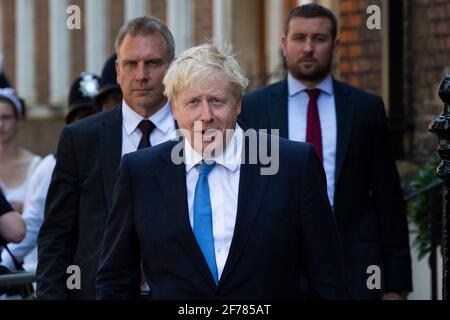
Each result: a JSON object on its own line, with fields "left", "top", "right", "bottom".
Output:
{"left": 137, "top": 119, "right": 155, "bottom": 150}
{"left": 305, "top": 89, "right": 323, "bottom": 161}
{"left": 193, "top": 161, "right": 218, "bottom": 284}
{"left": 137, "top": 119, "right": 155, "bottom": 286}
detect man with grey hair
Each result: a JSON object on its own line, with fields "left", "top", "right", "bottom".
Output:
{"left": 37, "top": 16, "right": 177, "bottom": 299}
{"left": 96, "top": 42, "right": 345, "bottom": 299}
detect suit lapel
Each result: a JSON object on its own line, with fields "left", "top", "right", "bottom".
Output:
{"left": 266, "top": 79, "right": 289, "bottom": 138}
{"left": 155, "top": 134, "right": 272, "bottom": 288}
{"left": 156, "top": 142, "right": 218, "bottom": 289}
{"left": 98, "top": 107, "right": 123, "bottom": 211}
{"left": 334, "top": 79, "right": 354, "bottom": 190}
{"left": 218, "top": 131, "right": 271, "bottom": 286}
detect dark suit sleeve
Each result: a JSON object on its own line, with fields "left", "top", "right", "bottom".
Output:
{"left": 0, "top": 190, "right": 13, "bottom": 216}
{"left": 239, "top": 92, "right": 262, "bottom": 129}
{"left": 96, "top": 155, "right": 141, "bottom": 300}
{"left": 371, "top": 99, "right": 412, "bottom": 293}
{"left": 36, "top": 127, "right": 80, "bottom": 299}
{"left": 299, "top": 145, "right": 347, "bottom": 299}
{"left": 238, "top": 95, "right": 251, "bottom": 127}
{"left": 0, "top": 72, "right": 11, "bottom": 88}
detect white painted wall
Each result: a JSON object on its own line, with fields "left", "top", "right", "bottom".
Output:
{"left": 167, "top": 0, "right": 193, "bottom": 56}
{"left": 86, "top": 0, "right": 108, "bottom": 75}
{"left": 16, "top": 0, "right": 35, "bottom": 102}
{"left": 264, "top": 0, "right": 284, "bottom": 84}
{"left": 124, "top": 0, "right": 148, "bottom": 22}
{"left": 49, "top": 0, "right": 70, "bottom": 106}
{"left": 213, "top": 0, "right": 233, "bottom": 43}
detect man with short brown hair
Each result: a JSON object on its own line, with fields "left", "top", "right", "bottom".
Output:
{"left": 240, "top": 3, "right": 412, "bottom": 300}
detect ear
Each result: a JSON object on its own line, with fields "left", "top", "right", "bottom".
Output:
{"left": 115, "top": 59, "right": 120, "bottom": 84}
{"left": 332, "top": 37, "right": 340, "bottom": 56}
{"left": 235, "top": 96, "right": 242, "bottom": 116}
{"left": 281, "top": 35, "right": 288, "bottom": 57}
{"left": 170, "top": 99, "right": 177, "bottom": 120}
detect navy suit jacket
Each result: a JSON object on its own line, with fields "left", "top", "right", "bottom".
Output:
{"left": 239, "top": 78, "right": 412, "bottom": 299}
{"left": 37, "top": 107, "right": 123, "bottom": 299}
{"left": 96, "top": 132, "right": 346, "bottom": 299}
{"left": 0, "top": 72, "right": 11, "bottom": 88}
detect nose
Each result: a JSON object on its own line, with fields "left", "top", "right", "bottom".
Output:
{"left": 303, "top": 38, "right": 314, "bottom": 53}
{"left": 199, "top": 102, "right": 213, "bottom": 122}
{"left": 135, "top": 62, "right": 148, "bottom": 82}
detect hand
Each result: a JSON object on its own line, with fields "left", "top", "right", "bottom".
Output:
{"left": 9, "top": 201, "right": 23, "bottom": 214}
{"left": 382, "top": 292, "right": 404, "bottom": 300}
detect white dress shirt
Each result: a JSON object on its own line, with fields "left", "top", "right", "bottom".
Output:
{"left": 287, "top": 73, "right": 337, "bottom": 205}
{"left": 184, "top": 125, "right": 243, "bottom": 280}
{"left": 1, "top": 154, "right": 56, "bottom": 272}
{"left": 121, "top": 99, "right": 177, "bottom": 157}
{"left": 0, "top": 155, "right": 42, "bottom": 206}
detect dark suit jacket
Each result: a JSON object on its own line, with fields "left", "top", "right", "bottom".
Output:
{"left": 0, "top": 72, "right": 11, "bottom": 88}
{"left": 239, "top": 78, "right": 412, "bottom": 299}
{"left": 37, "top": 107, "right": 123, "bottom": 299}
{"left": 96, "top": 133, "right": 346, "bottom": 299}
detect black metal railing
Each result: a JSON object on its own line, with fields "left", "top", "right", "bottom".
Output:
{"left": 0, "top": 239, "right": 36, "bottom": 299}
{"left": 0, "top": 271, "right": 36, "bottom": 287}
{"left": 0, "top": 270, "right": 35, "bottom": 300}
{"left": 429, "top": 74, "right": 450, "bottom": 300}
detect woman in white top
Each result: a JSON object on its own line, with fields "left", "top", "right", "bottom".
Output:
{"left": 0, "top": 88, "right": 41, "bottom": 213}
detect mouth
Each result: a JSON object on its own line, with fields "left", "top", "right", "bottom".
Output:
{"left": 299, "top": 59, "right": 317, "bottom": 64}
{"left": 194, "top": 129, "right": 217, "bottom": 142}
{"left": 201, "top": 130, "right": 214, "bottom": 141}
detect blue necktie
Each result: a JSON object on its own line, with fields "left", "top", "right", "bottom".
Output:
{"left": 193, "top": 161, "right": 218, "bottom": 284}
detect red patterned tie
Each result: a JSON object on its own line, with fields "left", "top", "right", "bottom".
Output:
{"left": 305, "top": 89, "right": 323, "bottom": 162}
{"left": 137, "top": 119, "right": 155, "bottom": 290}
{"left": 137, "top": 119, "right": 155, "bottom": 150}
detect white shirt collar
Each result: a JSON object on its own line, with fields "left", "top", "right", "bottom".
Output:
{"left": 184, "top": 124, "right": 243, "bottom": 173}
{"left": 287, "top": 73, "right": 334, "bottom": 97}
{"left": 122, "top": 99, "right": 173, "bottom": 136}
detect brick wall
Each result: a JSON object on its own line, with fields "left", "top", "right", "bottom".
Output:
{"left": 34, "top": 0, "right": 49, "bottom": 104}
{"left": 1, "top": 0, "right": 16, "bottom": 87}
{"left": 338, "top": 0, "right": 450, "bottom": 161}
{"left": 233, "top": 0, "right": 266, "bottom": 90}
{"left": 284, "top": 0, "right": 298, "bottom": 18}
{"left": 69, "top": 0, "right": 86, "bottom": 88}
{"left": 107, "top": 0, "right": 124, "bottom": 55}
{"left": 193, "top": 0, "right": 212, "bottom": 45}
{"left": 408, "top": 0, "right": 450, "bottom": 161}
{"left": 338, "top": 0, "right": 383, "bottom": 95}
{"left": 17, "top": 118, "right": 65, "bottom": 157}
{"left": 151, "top": 0, "right": 167, "bottom": 22}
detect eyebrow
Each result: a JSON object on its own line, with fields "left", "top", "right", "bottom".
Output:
{"left": 122, "top": 57, "right": 165, "bottom": 63}
{"left": 121, "top": 59, "right": 136, "bottom": 64}
{"left": 146, "top": 58, "right": 164, "bottom": 63}
{"left": 291, "top": 32, "right": 329, "bottom": 36}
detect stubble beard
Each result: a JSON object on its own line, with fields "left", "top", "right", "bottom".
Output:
{"left": 288, "top": 58, "right": 333, "bottom": 84}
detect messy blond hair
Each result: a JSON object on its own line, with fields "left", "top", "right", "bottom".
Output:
{"left": 163, "top": 42, "right": 249, "bottom": 99}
